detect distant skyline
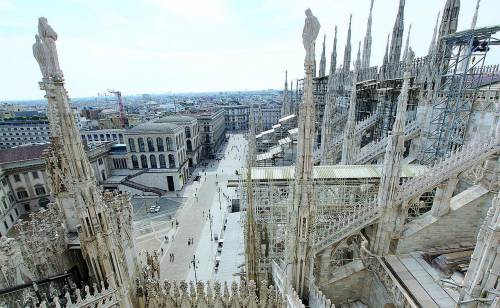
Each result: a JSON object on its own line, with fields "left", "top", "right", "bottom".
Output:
{"left": 1, "top": 0, "right": 499, "bottom": 100}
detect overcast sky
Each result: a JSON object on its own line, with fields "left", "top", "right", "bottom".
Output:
{"left": 0, "top": 0, "right": 498, "bottom": 100}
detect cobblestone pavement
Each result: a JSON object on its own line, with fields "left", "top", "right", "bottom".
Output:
{"left": 160, "top": 133, "right": 248, "bottom": 281}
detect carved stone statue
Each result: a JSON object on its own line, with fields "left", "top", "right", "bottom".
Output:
{"left": 302, "top": 9, "right": 320, "bottom": 64}
{"left": 34, "top": 17, "right": 62, "bottom": 78}
{"left": 32, "top": 35, "right": 49, "bottom": 78}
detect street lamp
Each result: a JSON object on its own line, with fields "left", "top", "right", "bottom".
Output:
{"left": 218, "top": 187, "right": 221, "bottom": 210}
{"left": 192, "top": 255, "right": 198, "bottom": 284}
{"left": 209, "top": 212, "right": 213, "bottom": 241}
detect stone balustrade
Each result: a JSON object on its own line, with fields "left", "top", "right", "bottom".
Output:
{"left": 140, "top": 279, "right": 286, "bottom": 308}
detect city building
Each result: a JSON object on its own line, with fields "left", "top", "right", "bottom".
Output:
{"left": 0, "top": 118, "right": 50, "bottom": 149}
{"left": 223, "top": 104, "right": 250, "bottom": 132}
{"left": 124, "top": 119, "right": 190, "bottom": 191}
{"left": 0, "top": 142, "right": 113, "bottom": 236}
{"left": 156, "top": 115, "right": 201, "bottom": 168}
{"left": 259, "top": 105, "right": 281, "bottom": 131}
{"left": 194, "top": 109, "right": 226, "bottom": 159}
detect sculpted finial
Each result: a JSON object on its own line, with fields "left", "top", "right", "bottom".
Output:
{"left": 302, "top": 8, "right": 320, "bottom": 64}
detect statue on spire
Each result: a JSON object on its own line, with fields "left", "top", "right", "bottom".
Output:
{"left": 32, "top": 34, "right": 49, "bottom": 78}
{"left": 35, "top": 17, "right": 62, "bottom": 78}
{"left": 303, "top": 8, "right": 320, "bottom": 64}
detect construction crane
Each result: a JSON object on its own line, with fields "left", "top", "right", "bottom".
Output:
{"left": 107, "top": 89, "right": 128, "bottom": 128}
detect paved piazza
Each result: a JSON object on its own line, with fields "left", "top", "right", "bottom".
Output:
{"left": 133, "top": 134, "right": 247, "bottom": 282}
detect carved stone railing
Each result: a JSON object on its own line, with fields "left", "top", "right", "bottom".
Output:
{"left": 394, "top": 138, "right": 500, "bottom": 205}
{"left": 362, "top": 256, "right": 418, "bottom": 307}
{"left": 354, "top": 120, "right": 420, "bottom": 165}
{"left": 38, "top": 284, "right": 119, "bottom": 308}
{"left": 314, "top": 199, "right": 379, "bottom": 252}
{"left": 286, "top": 289, "right": 306, "bottom": 308}
{"left": 356, "top": 112, "right": 379, "bottom": 132}
{"left": 308, "top": 282, "right": 334, "bottom": 308}
{"left": 140, "top": 279, "right": 286, "bottom": 308}
{"left": 318, "top": 113, "right": 380, "bottom": 163}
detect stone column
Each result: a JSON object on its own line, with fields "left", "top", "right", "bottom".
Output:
{"left": 430, "top": 177, "right": 458, "bottom": 217}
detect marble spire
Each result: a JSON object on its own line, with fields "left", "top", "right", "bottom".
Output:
{"left": 320, "top": 26, "right": 338, "bottom": 165}
{"left": 402, "top": 24, "right": 412, "bottom": 62}
{"left": 341, "top": 65, "right": 358, "bottom": 164}
{"left": 388, "top": 0, "right": 405, "bottom": 64}
{"left": 244, "top": 105, "right": 260, "bottom": 285}
{"left": 355, "top": 41, "right": 361, "bottom": 71}
{"left": 285, "top": 8, "right": 319, "bottom": 298}
{"left": 437, "top": 0, "right": 460, "bottom": 51}
{"left": 381, "top": 33, "right": 390, "bottom": 79}
{"left": 329, "top": 26, "right": 338, "bottom": 76}
{"left": 343, "top": 15, "right": 352, "bottom": 73}
{"left": 428, "top": 11, "right": 440, "bottom": 55}
{"left": 281, "top": 70, "right": 289, "bottom": 117}
{"left": 32, "top": 17, "right": 138, "bottom": 306}
{"left": 371, "top": 48, "right": 414, "bottom": 255}
{"left": 319, "top": 34, "right": 327, "bottom": 77}
{"left": 361, "top": 0, "right": 374, "bottom": 69}
{"left": 459, "top": 191, "right": 500, "bottom": 303}
{"left": 471, "top": 0, "right": 480, "bottom": 29}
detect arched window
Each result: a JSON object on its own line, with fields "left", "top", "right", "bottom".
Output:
{"left": 150, "top": 155, "right": 157, "bottom": 168}
{"left": 140, "top": 155, "right": 148, "bottom": 168}
{"left": 159, "top": 154, "right": 166, "bottom": 168}
{"left": 147, "top": 137, "right": 155, "bottom": 152}
{"left": 138, "top": 137, "right": 145, "bottom": 152}
{"left": 156, "top": 137, "right": 164, "bottom": 151}
{"left": 187, "top": 139, "right": 193, "bottom": 152}
{"left": 131, "top": 155, "right": 139, "bottom": 169}
{"left": 128, "top": 138, "right": 136, "bottom": 152}
{"left": 166, "top": 137, "right": 173, "bottom": 151}
{"left": 185, "top": 126, "right": 191, "bottom": 138}
{"left": 168, "top": 154, "right": 176, "bottom": 168}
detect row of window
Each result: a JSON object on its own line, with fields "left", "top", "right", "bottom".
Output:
{"left": 131, "top": 154, "right": 176, "bottom": 169}
{"left": 0, "top": 136, "right": 48, "bottom": 142}
{"left": 128, "top": 137, "right": 178, "bottom": 153}
{"left": 0, "top": 126, "right": 49, "bottom": 131}
{"left": 81, "top": 133, "right": 124, "bottom": 143}
{"left": 13, "top": 171, "right": 40, "bottom": 183}
{"left": 0, "top": 131, "right": 48, "bottom": 136}
{"left": 16, "top": 185, "right": 46, "bottom": 199}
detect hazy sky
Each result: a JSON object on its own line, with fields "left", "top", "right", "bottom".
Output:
{"left": 0, "top": 0, "right": 498, "bottom": 100}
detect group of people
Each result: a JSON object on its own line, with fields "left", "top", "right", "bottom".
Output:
{"left": 187, "top": 237, "right": 195, "bottom": 246}
{"left": 168, "top": 253, "right": 175, "bottom": 262}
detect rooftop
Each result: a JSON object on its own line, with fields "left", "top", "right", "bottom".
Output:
{"left": 0, "top": 144, "right": 48, "bottom": 164}
{"left": 128, "top": 119, "right": 181, "bottom": 134}
{"left": 155, "top": 115, "right": 196, "bottom": 124}
{"left": 241, "top": 164, "right": 428, "bottom": 180}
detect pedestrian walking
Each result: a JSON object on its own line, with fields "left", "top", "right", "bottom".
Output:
{"left": 161, "top": 248, "right": 164, "bottom": 255}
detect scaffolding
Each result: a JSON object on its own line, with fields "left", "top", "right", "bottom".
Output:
{"left": 238, "top": 164, "right": 427, "bottom": 274}
{"left": 422, "top": 26, "right": 500, "bottom": 165}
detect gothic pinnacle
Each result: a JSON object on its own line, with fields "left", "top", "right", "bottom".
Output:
{"left": 343, "top": 14, "right": 352, "bottom": 73}
{"left": 319, "top": 34, "right": 327, "bottom": 77}
{"left": 402, "top": 24, "right": 411, "bottom": 62}
{"left": 428, "top": 11, "right": 440, "bottom": 55}
{"left": 329, "top": 26, "right": 338, "bottom": 76}
{"left": 355, "top": 41, "right": 361, "bottom": 71}
{"left": 389, "top": 0, "right": 405, "bottom": 64}
{"left": 471, "top": 0, "right": 480, "bottom": 29}
{"left": 362, "top": 0, "right": 374, "bottom": 69}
